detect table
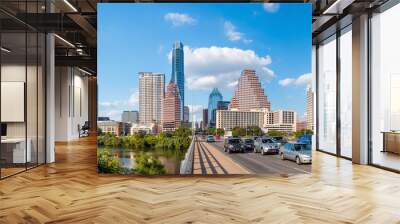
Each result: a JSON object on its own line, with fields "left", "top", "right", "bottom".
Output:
{"left": 382, "top": 131, "right": 400, "bottom": 154}
{"left": 1, "top": 138, "right": 31, "bottom": 164}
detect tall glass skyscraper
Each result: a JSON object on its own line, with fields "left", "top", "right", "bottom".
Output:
{"left": 208, "top": 88, "right": 223, "bottom": 128}
{"left": 171, "top": 42, "right": 185, "bottom": 120}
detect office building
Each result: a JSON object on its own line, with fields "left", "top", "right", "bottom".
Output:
{"left": 216, "top": 109, "right": 264, "bottom": 131}
{"left": 162, "top": 82, "right": 181, "bottom": 132}
{"left": 202, "top": 108, "right": 208, "bottom": 130}
{"left": 208, "top": 88, "right": 223, "bottom": 127}
{"left": 217, "top": 101, "right": 230, "bottom": 110}
{"left": 98, "top": 117, "right": 110, "bottom": 121}
{"left": 306, "top": 86, "right": 314, "bottom": 131}
{"left": 183, "top": 106, "right": 189, "bottom": 123}
{"left": 230, "top": 69, "right": 271, "bottom": 111}
{"left": 296, "top": 120, "right": 307, "bottom": 132}
{"left": 121, "top": 111, "right": 139, "bottom": 124}
{"left": 139, "top": 72, "right": 165, "bottom": 125}
{"left": 130, "top": 123, "right": 154, "bottom": 135}
{"left": 98, "top": 121, "right": 123, "bottom": 136}
{"left": 171, "top": 42, "right": 185, "bottom": 120}
{"left": 264, "top": 110, "right": 297, "bottom": 133}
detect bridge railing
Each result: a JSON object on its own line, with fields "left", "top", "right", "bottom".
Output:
{"left": 180, "top": 135, "right": 196, "bottom": 175}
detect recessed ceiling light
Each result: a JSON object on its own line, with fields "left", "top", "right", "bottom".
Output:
{"left": 1, "top": 47, "right": 11, "bottom": 53}
{"left": 63, "top": 0, "right": 78, "bottom": 12}
{"left": 54, "top": 34, "right": 75, "bottom": 48}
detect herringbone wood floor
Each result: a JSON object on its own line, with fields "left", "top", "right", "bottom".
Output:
{"left": 1, "top": 137, "right": 400, "bottom": 223}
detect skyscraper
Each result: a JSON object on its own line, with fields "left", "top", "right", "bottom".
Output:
{"left": 121, "top": 111, "right": 139, "bottom": 123}
{"left": 202, "top": 108, "right": 208, "bottom": 130}
{"left": 230, "top": 69, "right": 271, "bottom": 111}
{"left": 139, "top": 72, "right": 165, "bottom": 125}
{"left": 306, "top": 85, "right": 314, "bottom": 131}
{"left": 171, "top": 41, "right": 185, "bottom": 120}
{"left": 208, "top": 88, "right": 223, "bottom": 128}
{"left": 183, "top": 106, "right": 189, "bottom": 123}
{"left": 162, "top": 82, "right": 181, "bottom": 131}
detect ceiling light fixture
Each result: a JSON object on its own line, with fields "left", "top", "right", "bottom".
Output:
{"left": 78, "top": 67, "right": 93, "bottom": 76}
{"left": 63, "top": 0, "right": 78, "bottom": 12}
{"left": 54, "top": 34, "right": 75, "bottom": 48}
{"left": 1, "top": 47, "right": 11, "bottom": 53}
{"left": 322, "top": 0, "right": 354, "bottom": 15}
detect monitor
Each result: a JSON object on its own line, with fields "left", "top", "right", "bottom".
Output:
{"left": 1, "top": 123, "right": 7, "bottom": 137}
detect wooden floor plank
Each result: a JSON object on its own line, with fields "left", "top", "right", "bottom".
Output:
{"left": 0, "top": 136, "right": 400, "bottom": 223}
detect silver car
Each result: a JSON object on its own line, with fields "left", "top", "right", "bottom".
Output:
{"left": 254, "top": 137, "right": 280, "bottom": 155}
{"left": 280, "top": 143, "right": 312, "bottom": 164}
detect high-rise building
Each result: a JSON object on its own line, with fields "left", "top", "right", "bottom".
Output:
{"left": 121, "top": 111, "right": 139, "bottom": 123}
{"left": 264, "top": 110, "right": 297, "bottom": 133}
{"left": 171, "top": 41, "right": 185, "bottom": 120}
{"left": 306, "top": 85, "right": 314, "bottom": 131}
{"left": 162, "top": 82, "right": 181, "bottom": 131}
{"left": 139, "top": 72, "right": 165, "bottom": 125}
{"left": 230, "top": 69, "right": 271, "bottom": 111}
{"left": 217, "top": 101, "right": 230, "bottom": 110}
{"left": 202, "top": 108, "right": 208, "bottom": 130}
{"left": 216, "top": 109, "right": 265, "bottom": 131}
{"left": 208, "top": 88, "right": 223, "bottom": 128}
{"left": 98, "top": 121, "right": 124, "bottom": 136}
{"left": 183, "top": 106, "right": 189, "bottom": 123}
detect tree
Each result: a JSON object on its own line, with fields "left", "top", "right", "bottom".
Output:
{"left": 174, "top": 127, "right": 192, "bottom": 138}
{"left": 216, "top": 128, "right": 225, "bottom": 136}
{"left": 294, "top": 129, "right": 314, "bottom": 139}
{"left": 207, "top": 127, "right": 216, "bottom": 135}
{"left": 247, "top": 126, "right": 263, "bottom": 136}
{"left": 232, "top": 127, "right": 246, "bottom": 137}
{"left": 267, "top": 130, "right": 286, "bottom": 137}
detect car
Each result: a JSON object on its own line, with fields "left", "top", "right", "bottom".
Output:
{"left": 271, "top": 136, "right": 288, "bottom": 147}
{"left": 254, "top": 137, "right": 280, "bottom": 155}
{"left": 241, "top": 138, "right": 254, "bottom": 151}
{"left": 206, "top": 135, "right": 215, "bottom": 142}
{"left": 224, "top": 138, "right": 244, "bottom": 153}
{"left": 280, "top": 143, "right": 312, "bottom": 165}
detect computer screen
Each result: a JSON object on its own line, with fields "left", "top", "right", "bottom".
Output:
{"left": 1, "top": 123, "right": 7, "bottom": 137}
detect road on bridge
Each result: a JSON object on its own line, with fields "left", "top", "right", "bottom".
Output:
{"left": 192, "top": 137, "right": 311, "bottom": 175}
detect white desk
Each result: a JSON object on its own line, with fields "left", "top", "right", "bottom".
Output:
{"left": 1, "top": 138, "right": 31, "bottom": 163}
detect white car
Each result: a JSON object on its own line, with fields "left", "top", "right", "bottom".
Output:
{"left": 254, "top": 137, "right": 280, "bottom": 155}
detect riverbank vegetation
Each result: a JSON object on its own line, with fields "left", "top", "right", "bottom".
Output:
{"left": 97, "top": 128, "right": 192, "bottom": 175}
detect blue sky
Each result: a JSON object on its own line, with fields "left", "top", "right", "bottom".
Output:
{"left": 98, "top": 3, "right": 312, "bottom": 121}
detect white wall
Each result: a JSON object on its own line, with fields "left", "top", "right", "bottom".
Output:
{"left": 54, "top": 67, "right": 89, "bottom": 141}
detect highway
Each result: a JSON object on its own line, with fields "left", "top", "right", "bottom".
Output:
{"left": 209, "top": 141, "right": 311, "bottom": 175}
{"left": 193, "top": 137, "right": 311, "bottom": 175}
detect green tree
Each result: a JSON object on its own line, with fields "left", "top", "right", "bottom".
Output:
{"left": 294, "top": 129, "right": 314, "bottom": 139}
{"left": 133, "top": 152, "right": 166, "bottom": 175}
{"left": 216, "top": 128, "right": 225, "bottom": 136}
{"left": 267, "top": 130, "right": 286, "bottom": 137}
{"left": 97, "top": 149, "right": 122, "bottom": 173}
{"left": 247, "top": 126, "right": 263, "bottom": 136}
{"left": 232, "top": 127, "right": 246, "bottom": 137}
{"left": 207, "top": 127, "right": 216, "bottom": 135}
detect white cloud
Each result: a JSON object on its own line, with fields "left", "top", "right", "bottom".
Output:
{"left": 99, "top": 91, "right": 139, "bottom": 121}
{"left": 263, "top": 3, "right": 280, "bottom": 13}
{"left": 167, "top": 46, "right": 274, "bottom": 90}
{"left": 278, "top": 73, "right": 312, "bottom": 87}
{"left": 224, "top": 21, "right": 243, "bottom": 41}
{"left": 164, "top": 13, "right": 196, "bottom": 26}
{"left": 224, "top": 21, "right": 252, "bottom": 44}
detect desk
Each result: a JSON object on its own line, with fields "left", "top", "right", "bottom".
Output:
{"left": 382, "top": 132, "right": 400, "bottom": 154}
{"left": 1, "top": 138, "right": 31, "bottom": 163}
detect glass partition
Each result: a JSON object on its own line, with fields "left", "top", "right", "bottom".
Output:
{"left": 317, "top": 35, "right": 337, "bottom": 154}
{"left": 0, "top": 2, "right": 46, "bottom": 179}
{"left": 339, "top": 26, "right": 352, "bottom": 158}
{"left": 371, "top": 3, "right": 400, "bottom": 171}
